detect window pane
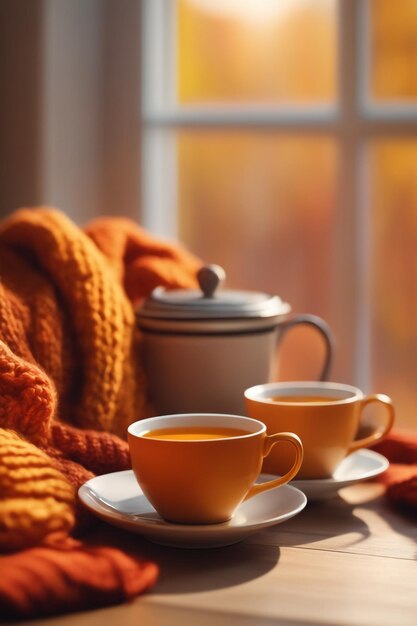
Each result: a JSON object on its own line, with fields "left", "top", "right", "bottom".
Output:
{"left": 177, "top": 132, "right": 351, "bottom": 381}
{"left": 177, "top": 0, "right": 337, "bottom": 104}
{"left": 370, "top": 141, "right": 417, "bottom": 430}
{"left": 370, "top": 0, "right": 417, "bottom": 102}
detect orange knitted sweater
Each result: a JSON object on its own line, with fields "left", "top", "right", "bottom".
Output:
{"left": 0, "top": 208, "right": 200, "bottom": 616}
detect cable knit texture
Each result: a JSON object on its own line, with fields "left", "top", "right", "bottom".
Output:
{"left": 0, "top": 207, "right": 200, "bottom": 617}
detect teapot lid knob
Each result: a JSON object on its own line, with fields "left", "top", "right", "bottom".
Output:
{"left": 197, "top": 264, "right": 226, "bottom": 298}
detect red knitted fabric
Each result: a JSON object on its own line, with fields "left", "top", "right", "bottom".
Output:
{"left": 0, "top": 538, "right": 159, "bottom": 619}
{"left": 372, "top": 430, "right": 417, "bottom": 513}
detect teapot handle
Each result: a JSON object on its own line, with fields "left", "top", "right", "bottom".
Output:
{"left": 278, "top": 314, "right": 334, "bottom": 381}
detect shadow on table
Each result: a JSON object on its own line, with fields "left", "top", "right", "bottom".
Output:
{"left": 250, "top": 495, "right": 372, "bottom": 549}
{"left": 344, "top": 483, "right": 417, "bottom": 554}
{"left": 146, "top": 541, "right": 280, "bottom": 594}
{"left": 86, "top": 525, "right": 280, "bottom": 594}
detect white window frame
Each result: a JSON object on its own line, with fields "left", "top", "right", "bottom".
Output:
{"left": 140, "top": 0, "right": 417, "bottom": 390}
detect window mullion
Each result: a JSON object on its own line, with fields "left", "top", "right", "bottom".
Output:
{"left": 141, "top": 0, "right": 178, "bottom": 239}
{"left": 144, "top": 106, "right": 339, "bottom": 128}
{"left": 141, "top": 128, "right": 178, "bottom": 239}
{"left": 337, "top": 0, "right": 371, "bottom": 390}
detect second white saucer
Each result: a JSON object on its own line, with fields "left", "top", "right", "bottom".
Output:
{"left": 290, "top": 449, "right": 389, "bottom": 501}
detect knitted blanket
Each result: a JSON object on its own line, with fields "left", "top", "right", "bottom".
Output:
{"left": 0, "top": 207, "right": 200, "bottom": 618}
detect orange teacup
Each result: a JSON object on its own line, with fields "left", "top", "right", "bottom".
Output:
{"left": 244, "top": 382, "right": 395, "bottom": 480}
{"left": 128, "top": 414, "right": 303, "bottom": 524}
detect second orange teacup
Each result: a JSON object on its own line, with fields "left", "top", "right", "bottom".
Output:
{"left": 244, "top": 382, "right": 395, "bottom": 480}
{"left": 128, "top": 413, "right": 303, "bottom": 524}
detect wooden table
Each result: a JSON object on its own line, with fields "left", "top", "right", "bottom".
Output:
{"left": 25, "top": 483, "right": 416, "bottom": 626}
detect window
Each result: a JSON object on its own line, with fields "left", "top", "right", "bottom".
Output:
{"left": 141, "top": 0, "right": 417, "bottom": 430}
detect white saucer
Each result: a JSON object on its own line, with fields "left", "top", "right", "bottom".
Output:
{"left": 78, "top": 471, "right": 307, "bottom": 549}
{"left": 290, "top": 449, "right": 389, "bottom": 501}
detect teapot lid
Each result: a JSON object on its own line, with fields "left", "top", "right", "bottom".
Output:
{"left": 137, "top": 265, "right": 290, "bottom": 323}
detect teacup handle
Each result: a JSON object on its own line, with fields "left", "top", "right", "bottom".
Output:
{"left": 244, "top": 433, "right": 303, "bottom": 501}
{"left": 279, "top": 314, "right": 334, "bottom": 381}
{"left": 347, "top": 394, "right": 395, "bottom": 454}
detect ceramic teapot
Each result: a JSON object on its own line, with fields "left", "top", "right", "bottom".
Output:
{"left": 136, "top": 265, "right": 333, "bottom": 415}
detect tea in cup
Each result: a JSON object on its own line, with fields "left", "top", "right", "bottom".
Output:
{"left": 244, "top": 382, "right": 395, "bottom": 480}
{"left": 128, "top": 413, "right": 303, "bottom": 524}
